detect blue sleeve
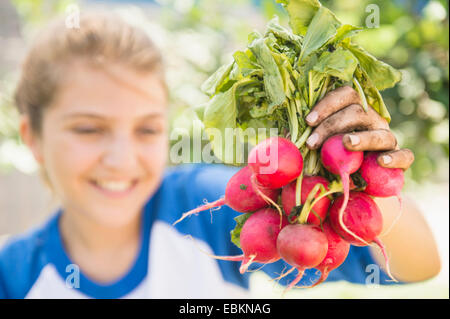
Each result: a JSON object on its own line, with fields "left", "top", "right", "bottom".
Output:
{"left": 0, "top": 227, "right": 51, "bottom": 299}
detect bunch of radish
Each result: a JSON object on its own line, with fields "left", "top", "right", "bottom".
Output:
{"left": 174, "top": 134, "right": 404, "bottom": 291}
{"left": 175, "top": 0, "right": 407, "bottom": 293}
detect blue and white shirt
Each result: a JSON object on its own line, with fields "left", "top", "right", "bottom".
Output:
{"left": 0, "top": 164, "right": 395, "bottom": 299}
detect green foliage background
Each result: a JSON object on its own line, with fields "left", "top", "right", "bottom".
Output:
{"left": 0, "top": 0, "right": 448, "bottom": 185}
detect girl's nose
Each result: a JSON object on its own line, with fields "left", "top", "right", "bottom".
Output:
{"left": 101, "top": 134, "right": 138, "bottom": 172}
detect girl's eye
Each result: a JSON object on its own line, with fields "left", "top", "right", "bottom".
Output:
{"left": 137, "top": 127, "right": 158, "bottom": 135}
{"left": 72, "top": 127, "right": 103, "bottom": 134}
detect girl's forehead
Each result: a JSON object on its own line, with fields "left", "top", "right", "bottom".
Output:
{"left": 51, "top": 61, "right": 168, "bottom": 118}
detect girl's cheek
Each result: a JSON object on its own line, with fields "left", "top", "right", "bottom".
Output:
{"left": 46, "top": 134, "right": 103, "bottom": 182}
{"left": 140, "top": 135, "right": 169, "bottom": 167}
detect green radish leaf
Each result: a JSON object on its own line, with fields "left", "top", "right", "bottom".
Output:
{"left": 299, "top": 6, "right": 341, "bottom": 61}
{"left": 329, "top": 24, "right": 363, "bottom": 45}
{"left": 233, "top": 50, "right": 262, "bottom": 78}
{"left": 270, "top": 50, "right": 296, "bottom": 98}
{"left": 313, "top": 47, "right": 358, "bottom": 82}
{"left": 276, "top": 0, "right": 321, "bottom": 36}
{"left": 249, "top": 101, "right": 271, "bottom": 118}
{"left": 201, "top": 60, "right": 234, "bottom": 96}
{"left": 354, "top": 66, "right": 392, "bottom": 122}
{"left": 230, "top": 213, "right": 252, "bottom": 249}
{"left": 345, "top": 42, "right": 402, "bottom": 91}
{"left": 248, "top": 30, "right": 263, "bottom": 44}
{"left": 248, "top": 37, "right": 286, "bottom": 110}
{"left": 307, "top": 70, "right": 326, "bottom": 107}
{"left": 203, "top": 78, "right": 256, "bottom": 165}
{"left": 265, "top": 16, "right": 303, "bottom": 49}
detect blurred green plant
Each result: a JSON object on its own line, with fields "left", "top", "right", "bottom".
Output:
{"left": 1, "top": 0, "right": 448, "bottom": 184}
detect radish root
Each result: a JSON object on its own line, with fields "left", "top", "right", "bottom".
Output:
{"left": 373, "top": 237, "right": 398, "bottom": 282}
{"left": 282, "top": 268, "right": 305, "bottom": 296}
{"left": 250, "top": 174, "right": 284, "bottom": 228}
{"left": 271, "top": 266, "right": 296, "bottom": 282}
{"left": 239, "top": 255, "right": 256, "bottom": 274}
{"left": 338, "top": 173, "right": 371, "bottom": 246}
{"left": 380, "top": 195, "right": 403, "bottom": 237}
{"left": 173, "top": 197, "right": 226, "bottom": 226}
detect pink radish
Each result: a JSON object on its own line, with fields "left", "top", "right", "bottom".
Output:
{"left": 310, "top": 221, "right": 350, "bottom": 287}
{"left": 173, "top": 166, "right": 279, "bottom": 225}
{"left": 281, "top": 176, "right": 331, "bottom": 225}
{"left": 329, "top": 191, "right": 396, "bottom": 281}
{"left": 276, "top": 224, "right": 328, "bottom": 291}
{"left": 321, "top": 134, "right": 364, "bottom": 244}
{"left": 212, "top": 207, "right": 288, "bottom": 273}
{"left": 360, "top": 151, "right": 404, "bottom": 207}
{"left": 248, "top": 137, "right": 303, "bottom": 189}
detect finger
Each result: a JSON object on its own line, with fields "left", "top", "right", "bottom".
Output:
{"left": 377, "top": 149, "right": 415, "bottom": 170}
{"left": 342, "top": 129, "right": 397, "bottom": 152}
{"left": 306, "top": 86, "right": 361, "bottom": 127}
{"left": 306, "top": 104, "right": 389, "bottom": 150}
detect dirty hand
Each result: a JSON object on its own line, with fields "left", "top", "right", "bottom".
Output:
{"left": 305, "top": 86, "right": 414, "bottom": 170}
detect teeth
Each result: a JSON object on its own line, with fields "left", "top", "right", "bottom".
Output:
{"left": 95, "top": 180, "right": 134, "bottom": 192}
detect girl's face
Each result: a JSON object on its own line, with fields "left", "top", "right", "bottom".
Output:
{"left": 26, "top": 62, "right": 169, "bottom": 227}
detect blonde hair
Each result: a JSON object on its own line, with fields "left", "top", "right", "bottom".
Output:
{"left": 14, "top": 12, "right": 166, "bottom": 191}
{"left": 15, "top": 11, "right": 165, "bottom": 135}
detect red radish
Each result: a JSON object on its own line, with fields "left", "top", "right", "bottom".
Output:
{"left": 360, "top": 152, "right": 404, "bottom": 208}
{"left": 248, "top": 136, "right": 303, "bottom": 189}
{"left": 173, "top": 166, "right": 279, "bottom": 225}
{"left": 281, "top": 176, "right": 331, "bottom": 225}
{"left": 321, "top": 134, "right": 363, "bottom": 244}
{"left": 212, "top": 208, "right": 288, "bottom": 273}
{"left": 276, "top": 224, "right": 328, "bottom": 292}
{"left": 329, "top": 191, "right": 396, "bottom": 281}
{"left": 310, "top": 221, "right": 350, "bottom": 287}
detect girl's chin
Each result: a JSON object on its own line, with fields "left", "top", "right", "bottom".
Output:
{"left": 87, "top": 206, "right": 143, "bottom": 228}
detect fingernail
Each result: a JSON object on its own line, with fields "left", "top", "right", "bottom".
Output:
{"left": 306, "top": 111, "right": 318, "bottom": 124}
{"left": 307, "top": 133, "right": 319, "bottom": 147}
{"left": 382, "top": 155, "right": 392, "bottom": 164}
{"left": 348, "top": 134, "right": 360, "bottom": 146}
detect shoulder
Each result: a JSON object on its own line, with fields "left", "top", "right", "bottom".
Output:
{"left": 0, "top": 215, "right": 55, "bottom": 298}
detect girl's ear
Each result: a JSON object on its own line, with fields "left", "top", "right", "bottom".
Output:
{"left": 19, "top": 115, "right": 44, "bottom": 164}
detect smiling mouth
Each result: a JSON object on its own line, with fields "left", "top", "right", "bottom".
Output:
{"left": 89, "top": 179, "right": 139, "bottom": 197}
